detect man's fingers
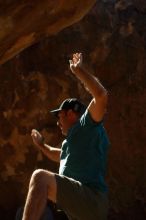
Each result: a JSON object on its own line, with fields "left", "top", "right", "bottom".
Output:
{"left": 73, "top": 57, "right": 77, "bottom": 63}
{"left": 69, "top": 52, "right": 82, "bottom": 72}
{"left": 31, "top": 129, "right": 37, "bottom": 135}
{"left": 74, "top": 53, "right": 81, "bottom": 59}
{"left": 31, "top": 129, "right": 40, "bottom": 140}
{"left": 73, "top": 54, "right": 78, "bottom": 61}
{"left": 72, "top": 53, "right": 82, "bottom": 64}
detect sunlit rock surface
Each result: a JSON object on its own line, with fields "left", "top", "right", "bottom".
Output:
{"left": 0, "top": 0, "right": 146, "bottom": 219}
{"left": 0, "top": 0, "right": 96, "bottom": 65}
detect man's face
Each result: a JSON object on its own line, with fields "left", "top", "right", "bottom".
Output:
{"left": 57, "top": 110, "right": 71, "bottom": 135}
{"left": 57, "top": 110, "right": 78, "bottom": 136}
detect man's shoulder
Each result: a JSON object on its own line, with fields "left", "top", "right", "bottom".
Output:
{"left": 80, "top": 110, "right": 103, "bottom": 127}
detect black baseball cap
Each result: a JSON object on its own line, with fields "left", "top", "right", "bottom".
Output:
{"left": 50, "top": 98, "right": 86, "bottom": 117}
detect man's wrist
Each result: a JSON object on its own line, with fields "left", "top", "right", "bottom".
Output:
{"left": 37, "top": 139, "right": 45, "bottom": 149}
{"left": 71, "top": 65, "right": 83, "bottom": 75}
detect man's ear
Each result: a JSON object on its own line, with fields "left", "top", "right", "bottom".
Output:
{"left": 67, "top": 109, "right": 74, "bottom": 117}
{"left": 67, "top": 109, "right": 79, "bottom": 121}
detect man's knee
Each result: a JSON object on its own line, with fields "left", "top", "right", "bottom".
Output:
{"left": 29, "top": 169, "right": 57, "bottom": 201}
{"left": 30, "top": 169, "right": 54, "bottom": 189}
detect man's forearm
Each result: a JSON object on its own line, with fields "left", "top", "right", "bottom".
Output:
{"left": 39, "top": 143, "right": 61, "bottom": 163}
{"left": 72, "top": 66, "right": 107, "bottom": 99}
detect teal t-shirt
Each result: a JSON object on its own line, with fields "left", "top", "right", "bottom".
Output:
{"left": 59, "top": 110, "right": 110, "bottom": 193}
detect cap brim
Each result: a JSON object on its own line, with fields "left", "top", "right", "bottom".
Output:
{"left": 50, "top": 109, "right": 61, "bottom": 117}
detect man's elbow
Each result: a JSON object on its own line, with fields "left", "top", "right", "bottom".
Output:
{"left": 103, "top": 89, "right": 108, "bottom": 100}
{"left": 97, "top": 88, "right": 108, "bottom": 100}
{"left": 94, "top": 89, "right": 108, "bottom": 107}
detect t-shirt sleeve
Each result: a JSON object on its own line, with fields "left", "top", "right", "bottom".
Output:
{"left": 80, "top": 109, "right": 102, "bottom": 127}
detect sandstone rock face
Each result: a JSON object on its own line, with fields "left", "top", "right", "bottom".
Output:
{"left": 0, "top": 0, "right": 96, "bottom": 65}
{"left": 0, "top": 0, "right": 146, "bottom": 219}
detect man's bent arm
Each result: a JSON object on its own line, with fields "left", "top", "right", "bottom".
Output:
{"left": 70, "top": 53, "right": 108, "bottom": 122}
{"left": 31, "top": 129, "right": 61, "bottom": 163}
{"left": 39, "top": 143, "right": 61, "bottom": 163}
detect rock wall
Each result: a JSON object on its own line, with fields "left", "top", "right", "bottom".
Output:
{"left": 0, "top": 0, "right": 96, "bottom": 64}
{"left": 0, "top": 0, "right": 146, "bottom": 219}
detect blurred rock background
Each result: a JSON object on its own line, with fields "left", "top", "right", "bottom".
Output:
{"left": 0, "top": 0, "right": 145, "bottom": 219}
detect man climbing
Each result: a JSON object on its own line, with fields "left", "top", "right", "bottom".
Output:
{"left": 22, "top": 52, "right": 110, "bottom": 220}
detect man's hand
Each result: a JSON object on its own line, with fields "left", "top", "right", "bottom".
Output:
{"left": 69, "top": 53, "right": 83, "bottom": 73}
{"left": 31, "top": 129, "right": 44, "bottom": 149}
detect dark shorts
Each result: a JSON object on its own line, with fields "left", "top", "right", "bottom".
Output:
{"left": 55, "top": 174, "right": 109, "bottom": 220}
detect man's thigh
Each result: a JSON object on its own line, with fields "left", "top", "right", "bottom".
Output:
{"left": 55, "top": 174, "right": 108, "bottom": 220}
